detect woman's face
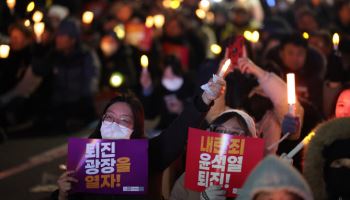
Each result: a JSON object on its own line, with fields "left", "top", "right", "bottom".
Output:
{"left": 104, "top": 102, "right": 134, "bottom": 130}
{"left": 335, "top": 89, "right": 350, "bottom": 118}
{"left": 212, "top": 118, "right": 247, "bottom": 136}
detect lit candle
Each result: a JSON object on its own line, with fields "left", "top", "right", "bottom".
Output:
{"left": 332, "top": 33, "right": 340, "bottom": 51}
{"left": 32, "top": 10, "right": 43, "bottom": 23}
{"left": 243, "top": 30, "right": 252, "bottom": 41}
{"left": 287, "top": 73, "right": 296, "bottom": 116}
{"left": 195, "top": 9, "right": 206, "bottom": 20}
{"left": 218, "top": 59, "right": 231, "bottom": 77}
{"left": 113, "top": 24, "right": 125, "bottom": 40}
{"left": 154, "top": 14, "right": 165, "bottom": 29}
{"left": 145, "top": 16, "right": 154, "bottom": 28}
{"left": 286, "top": 131, "right": 315, "bottom": 158}
{"left": 0, "top": 45, "right": 10, "bottom": 59}
{"left": 6, "top": 0, "right": 16, "bottom": 13}
{"left": 26, "top": 1, "right": 35, "bottom": 13}
{"left": 82, "top": 11, "right": 94, "bottom": 25}
{"left": 34, "top": 22, "right": 45, "bottom": 43}
{"left": 210, "top": 44, "right": 222, "bottom": 55}
{"left": 199, "top": 0, "right": 210, "bottom": 11}
{"left": 251, "top": 31, "right": 260, "bottom": 43}
{"left": 141, "top": 55, "right": 149, "bottom": 72}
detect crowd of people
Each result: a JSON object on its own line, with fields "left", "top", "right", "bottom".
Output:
{"left": 1, "top": 0, "right": 350, "bottom": 200}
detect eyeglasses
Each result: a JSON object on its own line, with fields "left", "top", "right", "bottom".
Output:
{"left": 209, "top": 124, "right": 246, "bottom": 136}
{"left": 102, "top": 113, "right": 134, "bottom": 128}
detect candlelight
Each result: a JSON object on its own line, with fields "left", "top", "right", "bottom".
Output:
{"left": 251, "top": 31, "right": 260, "bottom": 43}
{"left": 82, "top": 11, "right": 94, "bottom": 24}
{"left": 140, "top": 55, "right": 149, "bottom": 69}
{"left": 199, "top": 0, "right": 210, "bottom": 11}
{"left": 24, "top": 19, "right": 31, "bottom": 27}
{"left": 170, "top": 0, "right": 181, "bottom": 9}
{"left": 302, "top": 32, "right": 309, "bottom": 40}
{"left": 243, "top": 30, "right": 252, "bottom": 41}
{"left": 302, "top": 131, "right": 315, "bottom": 145}
{"left": 154, "top": 14, "right": 165, "bottom": 29}
{"left": 210, "top": 44, "right": 222, "bottom": 55}
{"left": 163, "top": 0, "right": 171, "bottom": 8}
{"left": 218, "top": 59, "right": 231, "bottom": 77}
{"left": 109, "top": 72, "right": 124, "bottom": 88}
{"left": 145, "top": 16, "right": 154, "bottom": 28}
{"left": 6, "top": 0, "right": 16, "bottom": 11}
{"left": 205, "top": 11, "right": 215, "bottom": 24}
{"left": 332, "top": 33, "right": 340, "bottom": 51}
{"left": 26, "top": 1, "right": 35, "bottom": 12}
{"left": 34, "top": 22, "right": 45, "bottom": 42}
{"left": 113, "top": 25, "right": 125, "bottom": 40}
{"left": 32, "top": 10, "right": 43, "bottom": 23}
{"left": 195, "top": 9, "right": 206, "bottom": 19}
{"left": 286, "top": 131, "right": 315, "bottom": 158}
{"left": 0, "top": 45, "right": 10, "bottom": 59}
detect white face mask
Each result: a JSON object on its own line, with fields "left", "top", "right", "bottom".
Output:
{"left": 161, "top": 77, "right": 184, "bottom": 91}
{"left": 100, "top": 43, "right": 118, "bottom": 57}
{"left": 100, "top": 121, "right": 133, "bottom": 139}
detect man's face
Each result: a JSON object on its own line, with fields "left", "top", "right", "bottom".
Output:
{"left": 280, "top": 44, "right": 306, "bottom": 72}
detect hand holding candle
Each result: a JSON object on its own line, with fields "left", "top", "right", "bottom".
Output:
{"left": 286, "top": 131, "right": 315, "bottom": 158}
{"left": 34, "top": 22, "right": 45, "bottom": 43}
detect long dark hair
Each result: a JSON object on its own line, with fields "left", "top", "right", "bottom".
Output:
{"left": 89, "top": 91, "right": 145, "bottom": 139}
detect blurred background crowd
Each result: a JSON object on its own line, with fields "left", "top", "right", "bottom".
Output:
{"left": 1, "top": 0, "right": 349, "bottom": 139}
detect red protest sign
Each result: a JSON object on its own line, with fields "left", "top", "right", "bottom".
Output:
{"left": 227, "top": 36, "right": 244, "bottom": 66}
{"left": 184, "top": 128, "right": 264, "bottom": 197}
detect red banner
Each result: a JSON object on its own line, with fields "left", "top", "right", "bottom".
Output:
{"left": 184, "top": 128, "right": 264, "bottom": 197}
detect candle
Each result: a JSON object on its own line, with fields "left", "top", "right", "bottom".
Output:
{"left": 332, "top": 33, "right": 340, "bottom": 51}
{"left": 113, "top": 25, "right": 125, "bottom": 40}
{"left": 251, "top": 31, "right": 260, "bottom": 43}
{"left": 34, "top": 22, "right": 45, "bottom": 42}
{"left": 82, "top": 11, "right": 94, "bottom": 25}
{"left": 286, "top": 131, "right": 315, "bottom": 158}
{"left": 26, "top": 1, "right": 35, "bottom": 13}
{"left": 154, "top": 14, "right": 165, "bottom": 29}
{"left": 32, "top": 10, "right": 43, "bottom": 23}
{"left": 210, "top": 44, "right": 222, "bottom": 55}
{"left": 199, "top": 0, "right": 210, "bottom": 11}
{"left": 6, "top": 0, "right": 16, "bottom": 13}
{"left": 0, "top": 45, "right": 10, "bottom": 59}
{"left": 145, "top": 16, "right": 154, "bottom": 28}
{"left": 218, "top": 59, "right": 231, "bottom": 77}
{"left": 287, "top": 73, "right": 296, "bottom": 116}
{"left": 140, "top": 55, "right": 149, "bottom": 72}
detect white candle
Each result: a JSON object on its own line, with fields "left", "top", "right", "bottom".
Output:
{"left": 218, "top": 59, "right": 231, "bottom": 77}
{"left": 34, "top": 22, "right": 45, "bottom": 43}
{"left": 6, "top": 0, "right": 16, "bottom": 13}
{"left": 287, "top": 73, "right": 296, "bottom": 116}
{"left": 32, "top": 10, "right": 43, "bottom": 23}
{"left": 141, "top": 55, "right": 149, "bottom": 72}
{"left": 286, "top": 131, "right": 315, "bottom": 158}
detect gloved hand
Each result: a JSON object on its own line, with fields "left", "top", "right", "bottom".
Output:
{"left": 201, "top": 74, "right": 226, "bottom": 104}
{"left": 200, "top": 185, "right": 226, "bottom": 200}
{"left": 281, "top": 115, "right": 300, "bottom": 135}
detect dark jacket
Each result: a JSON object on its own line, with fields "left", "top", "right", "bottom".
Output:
{"left": 51, "top": 95, "right": 212, "bottom": 200}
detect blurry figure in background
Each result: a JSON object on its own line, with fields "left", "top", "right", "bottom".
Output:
{"left": 295, "top": 8, "right": 320, "bottom": 34}
{"left": 0, "top": 22, "right": 33, "bottom": 128}
{"left": 294, "top": 0, "right": 334, "bottom": 28}
{"left": 228, "top": 2, "right": 260, "bottom": 35}
{"left": 303, "top": 117, "right": 350, "bottom": 200}
{"left": 264, "top": 33, "right": 326, "bottom": 112}
{"left": 97, "top": 31, "right": 139, "bottom": 90}
{"left": 109, "top": 1, "right": 134, "bottom": 24}
{"left": 161, "top": 14, "right": 206, "bottom": 75}
{"left": 139, "top": 55, "right": 195, "bottom": 137}
{"left": 170, "top": 108, "right": 257, "bottom": 200}
{"left": 237, "top": 155, "right": 313, "bottom": 200}
{"left": 47, "top": 5, "right": 70, "bottom": 30}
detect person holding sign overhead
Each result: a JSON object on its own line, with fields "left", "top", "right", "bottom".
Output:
{"left": 53, "top": 53, "right": 228, "bottom": 200}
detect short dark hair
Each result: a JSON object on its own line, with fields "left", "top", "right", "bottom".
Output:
{"left": 90, "top": 90, "right": 145, "bottom": 139}
{"left": 280, "top": 33, "right": 308, "bottom": 50}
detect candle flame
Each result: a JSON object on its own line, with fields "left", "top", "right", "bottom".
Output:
{"left": 34, "top": 22, "right": 45, "bottom": 40}
{"left": 141, "top": 55, "right": 149, "bottom": 69}
{"left": 82, "top": 11, "right": 94, "bottom": 24}
{"left": 145, "top": 16, "right": 154, "bottom": 28}
{"left": 210, "top": 44, "right": 222, "bottom": 55}
{"left": 251, "top": 31, "right": 260, "bottom": 43}
{"left": 219, "top": 59, "right": 231, "bottom": 77}
{"left": 302, "top": 131, "right": 315, "bottom": 145}
{"left": 154, "top": 14, "right": 165, "bottom": 29}
{"left": 27, "top": 1, "right": 35, "bottom": 12}
{"left": 6, "top": 0, "right": 16, "bottom": 10}
{"left": 0, "top": 45, "right": 10, "bottom": 59}
{"left": 332, "top": 33, "right": 340, "bottom": 46}
{"left": 32, "top": 10, "right": 43, "bottom": 23}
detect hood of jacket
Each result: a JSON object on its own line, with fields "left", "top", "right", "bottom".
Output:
{"left": 237, "top": 155, "right": 313, "bottom": 200}
{"left": 303, "top": 117, "right": 350, "bottom": 200}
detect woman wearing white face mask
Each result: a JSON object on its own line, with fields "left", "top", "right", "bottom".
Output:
{"left": 139, "top": 55, "right": 195, "bottom": 135}
{"left": 53, "top": 68, "right": 226, "bottom": 200}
